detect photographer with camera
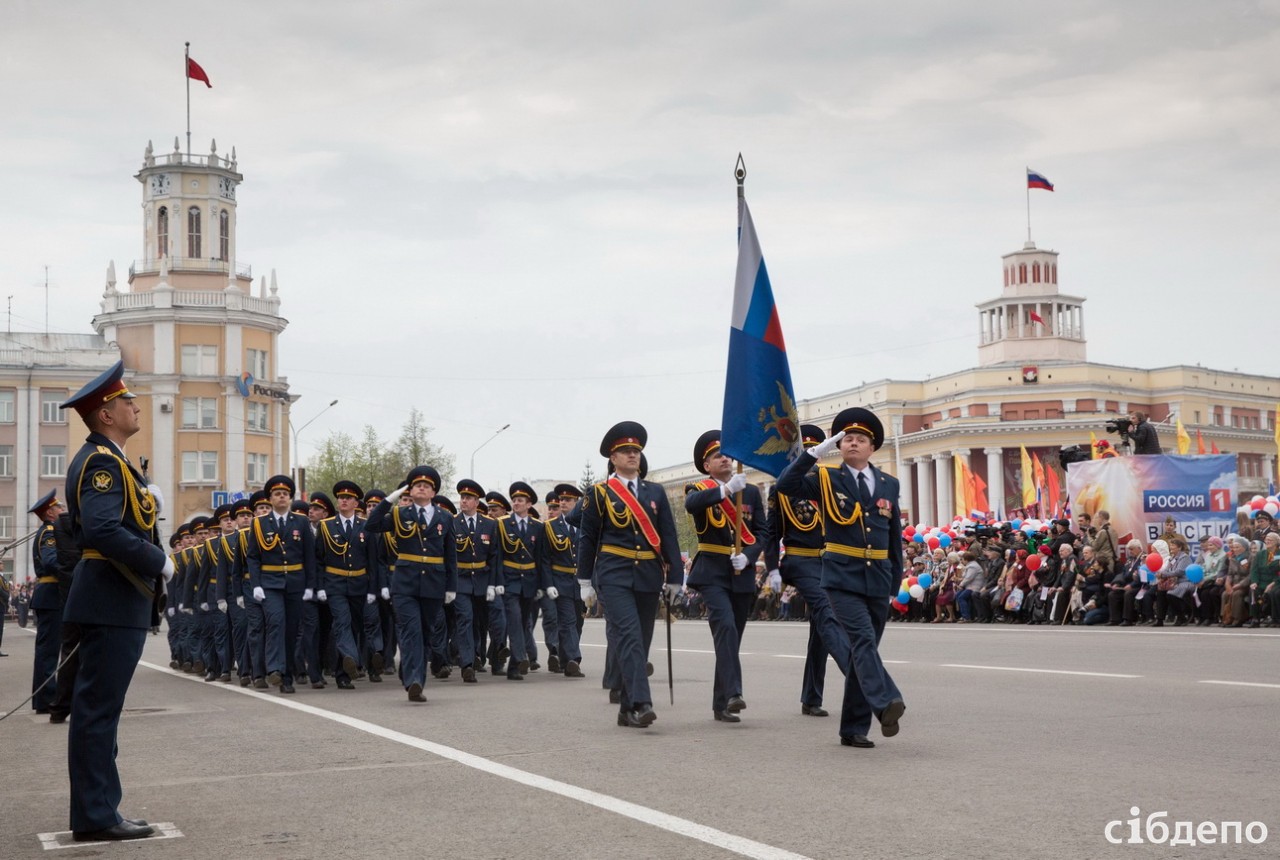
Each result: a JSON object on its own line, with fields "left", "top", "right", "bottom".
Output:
{"left": 1127, "top": 411, "right": 1162, "bottom": 455}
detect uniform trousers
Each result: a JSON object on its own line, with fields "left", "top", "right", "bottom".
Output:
{"left": 697, "top": 584, "right": 752, "bottom": 712}
{"left": 361, "top": 599, "right": 384, "bottom": 669}
{"left": 32, "top": 608, "right": 62, "bottom": 711}
{"left": 295, "top": 599, "right": 322, "bottom": 683}
{"left": 328, "top": 589, "right": 367, "bottom": 679}
{"left": 68, "top": 624, "right": 146, "bottom": 833}
{"left": 393, "top": 593, "right": 443, "bottom": 689}
{"left": 261, "top": 589, "right": 302, "bottom": 683}
{"left": 243, "top": 584, "right": 266, "bottom": 679}
{"left": 50, "top": 620, "right": 83, "bottom": 720}
{"left": 826, "top": 588, "right": 901, "bottom": 738}
{"left": 504, "top": 593, "right": 536, "bottom": 670}
{"left": 199, "top": 608, "right": 227, "bottom": 675}
{"left": 226, "top": 596, "right": 247, "bottom": 678}
{"left": 599, "top": 584, "right": 657, "bottom": 711}
{"left": 448, "top": 592, "right": 475, "bottom": 669}
{"left": 551, "top": 577, "right": 582, "bottom": 665}
{"left": 539, "top": 593, "right": 559, "bottom": 658}
{"left": 782, "top": 563, "right": 852, "bottom": 708}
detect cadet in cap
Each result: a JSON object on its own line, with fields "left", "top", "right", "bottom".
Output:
{"left": 436, "top": 496, "right": 457, "bottom": 516}
{"left": 250, "top": 489, "right": 271, "bottom": 516}
{"left": 496, "top": 481, "right": 546, "bottom": 678}
{"left": 316, "top": 480, "right": 375, "bottom": 689}
{"left": 544, "top": 483, "right": 585, "bottom": 677}
{"left": 298, "top": 493, "right": 335, "bottom": 688}
{"left": 454, "top": 478, "right": 506, "bottom": 680}
{"left": 777, "top": 405, "right": 905, "bottom": 748}
{"left": 309, "top": 492, "right": 336, "bottom": 520}
{"left": 265, "top": 473, "right": 297, "bottom": 499}
{"left": 28, "top": 489, "right": 64, "bottom": 714}
{"left": 485, "top": 491, "right": 511, "bottom": 516}
{"left": 360, "top": 488, "right": 396, "bottom": 676}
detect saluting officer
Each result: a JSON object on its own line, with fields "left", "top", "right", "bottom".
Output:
{"left": 577, "top": 422, "right": 683, "bottom": 728}
{"left": 28, "top": 489, "right": 64, "bottom": 714}
{"left": 496, "top": 482, "right": 547, "bottom": 680}
{"left": 316, "top": 480, "right": 375, "bottom": 689}
{"left": 765, "top": 425, "right": 852, "bottom": 718}
{"left": 365, "top": 467, "right": 458, "bottom": 702}
{"left": 539, "top": 483, "right": 585, "bottom": 677}
{"left": 684, "top": 430, "right": 764, "bottom": 723}
{"left": 247, "top": 475, "right": 317, "bottom": 694}
{"left": 776, "top": 407, "right": 906, "bottom": 749}
{"left": 454, "top": 479, "right": 503, "bottom": 682}
{"left": 60, "top": 361, "right": 172, "bottom": 841}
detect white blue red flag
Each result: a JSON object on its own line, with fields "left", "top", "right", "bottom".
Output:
{"left": 1027, "top": 169, "right": 1054, "bottom": 191}
{"left": 720, "top": 197, "right": 801, "bottom": 477}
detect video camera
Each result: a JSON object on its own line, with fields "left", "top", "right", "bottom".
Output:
{"left": 1105, "top": 417, "right": 1132, "bottom": 436}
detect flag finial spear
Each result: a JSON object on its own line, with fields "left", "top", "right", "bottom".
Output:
{"left": 734, "top": 154, "right": 746, "bottom": 197}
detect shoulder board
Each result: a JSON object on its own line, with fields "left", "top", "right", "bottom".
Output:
{"left": 690, "top": 479, "right": 718, "bottom": 492}
{"left": 96, "top": 445, "right": 114, "bottom": 456}
{"left": 477, "top": 513, "right": 493, "bottom": 522}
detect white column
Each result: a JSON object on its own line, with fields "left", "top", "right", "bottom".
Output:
{"left": 984, "top": 447, "right": 1005, "bottom": 518}
{"left": 900, "top": 458, "right": 917, "bottom": 522}
{"left": 917, "top": 456, "right": 935, "bottom": 528}
{"left": 934, "top": 451, "right": 953, "bottom": 525}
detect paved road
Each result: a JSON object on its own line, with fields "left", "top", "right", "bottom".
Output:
{"left": 3, "top": 617, "right": 1277, "bottom": 858}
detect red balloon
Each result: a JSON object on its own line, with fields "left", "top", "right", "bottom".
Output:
{"left": 1250, "top": 498, "right": 1267, "bottom": 511}
{"left": 903, "top": 526, "right": 916, "bottom": 538}
{"left": 945, "top": 530, "right": 957, "bottom": 539}
{"left": 1025, "top": 554, "right": 1042, "bottom": 571}
{"left": 1039, "top": 544, "right": 1052, "bottom": 555}
{"left": 1146, "top": 552, "right": 1164, "bottom": 572}
{"left": 926, "top": 536, "right": 941, "bottom": 549}
{"left": 907, "top": 576, "right": 919, "bottom": 587}
{"left": 890, "top": 599, "right": 909, "bottom": 613}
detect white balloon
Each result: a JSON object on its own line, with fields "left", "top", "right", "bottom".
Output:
{"left": 909, "top": 584, "right": 925, "bottom": 600}
{"left": 1265, "top": 502, "right": 1279, "bottom": 516}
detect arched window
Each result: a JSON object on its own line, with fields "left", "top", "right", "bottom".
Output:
{"left": 1003, "top": 268, "right": 1009, "bottom": 287}
{"left": 1018, "top": 263, "right": 1027, "bottom": 283}
{"left": 1032, "top": 262, "right": 1041, "bottom": 283}
{"left": 187, "top": 206, "right": 202, "bottom": 258}
{"left": 1051, "top": 264, "right": 1057, "bottom": 283}
{"left": 157, "top": 207, "right": 168, "bottom": 258}
{"left": 218, "top": 210, "right": 230, "bottom": 262}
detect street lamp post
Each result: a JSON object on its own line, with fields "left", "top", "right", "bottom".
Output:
{"left": 290, "top": 399, "right": 339, "bottom": 496}
{"left": 470, "top": 423, "right": 511, "bottom": 480}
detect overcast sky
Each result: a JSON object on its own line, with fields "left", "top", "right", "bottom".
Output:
{"left": 3, "top": 1, "right": 1278, "bottom": 492}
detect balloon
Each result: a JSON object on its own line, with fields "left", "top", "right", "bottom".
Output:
{"left": 907, "top": 576, "right": 919, "bottom": 587}
{"left": 903, "top": 526, "right": 916, "bottom": 538}
{"left": 927, "top": 536, "right": 940, "bottom": 549}
{"left": 1039, "top": 544, "right": 1052, "bottom": 556}
{"left": 909, "top": 584, "right": 925, "bottom": 600}
{"left": 1022, "top": 525, "right": 1037, "bottom": 535}
{"left": 1025, "top": 554, "right": 1042, "bottom": 571}
{"left": 918, "top": 573, "right": 933, "bottom": 589}
{"left": 1265, "top": 502, "right": 1279, "bottom": 517}
{"left": 897, "top": 590, "right": 911, "bottom": 604}
{"left": 900, "top": 578, "right": 910, "bottom": 592}
{"left": 1186, "top": 564, "right": 1204, "bottom": 584}
{"left": 1250, "top": 498, "right": 1267, "bottom": 511}
{"left": 1146, "top": 552, "right": 1164, "bottom": 572}
{"left": 939, "top": 534, "right": 952, "bottom": 548}
{"left": 890, "top": 598, "right": 909, "bottom": 613}
{"left": 912, "top": 532, "right": 925, "bottom": 543}
{"left": 1011, "top": 519, "right": 1023, "bottom": 529}
{"left": 1251, "top": 495, "right": 1265, "bottom": 502}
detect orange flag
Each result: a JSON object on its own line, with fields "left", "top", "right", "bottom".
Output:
{"left": 1196, "top": 429, "right": 1206, "bottom": 455}
{"left": 1211, "top": 442, "right": 1220, "bottom": 454}
{"left": 1045, "top": 464, "right": 1061, "bottom": 517}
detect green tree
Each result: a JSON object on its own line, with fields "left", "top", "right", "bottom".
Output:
{"left": 391, "top": 408, "right": 455, "bottom": 490}
{"left": 305, "top": 415, "right": 453, "bottom": 497}
{"left": 579, "top": 459, "right": 597, "bottom": 493}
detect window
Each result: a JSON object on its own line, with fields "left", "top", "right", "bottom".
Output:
{"left": 41, "top": 389, "right": 66, "bottom": 423}
{"left": 1018, "top": 263, "right": 1027, "bottom": 283}
{"left": 218, "top": 210, "right": 230, "bottom": 261}
{"left": 181, "top": 451, "right": 219, "bottom": 482}
{"left": 181, "top": 344, "right": 219, "bottom": 376}
{"left": 247, "top": 348, "right": 268, "bottom": 380}
{"left": 0, "top": 445, "right": 12, "bottom": 477}
{"left": 41, "top": 446, "right": 66, "bottom": 477}
{"left": 247, "top": 453, "right": 269, "bottom": 485}
{"left": 187, "top": 205, "right": 202, "bottom": 257}
{"left": 0, "top": 507, "right": 13, "bottom": 540}
{"left": 1032, "top": 262, "right": 1041, "bottom": 283}
{"left": 181, "top": 397, "right": 218, "bottom": 429}
{"left": 246, "top": 401, "right": 269, "bottom": 432}
{"left": 0, "top": 390, "right": 13, "bottom": 423}
{"left": 157, "top": 206, "right": 168, "bottom": 257}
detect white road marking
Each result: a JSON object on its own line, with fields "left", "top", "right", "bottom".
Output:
{"left": 38, "top": 822, "right": 183, "bottom": 850}
{"left": 1199, "top": 679, "right": 1280, "bottom": 690}
{"left": 941, "top": 664, "right": 1140, "bottom": 679}
{"left": 139, "top": 662, "right": 813, "bottom": 860}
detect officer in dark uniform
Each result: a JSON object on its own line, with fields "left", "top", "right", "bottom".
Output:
{"left": 0, "top": 566, "right": 9, "bottom": 656}
{"left": 539, "top": 483, "right": 585, "bottom": 676}
{"left": 241, "top": 491, "right": 272, "bottom": 687}
{"left": 174, "top": 520, "right": 200, "bottom": 671}
{"left": 497, "top": 481, "right": 545, "bottom": 680}
{"left": 28, "top": 489, "right": 64, "bottom": 714}
{"left": 765, "top": 425, "right": 853, "bottom": 717}
{"left": 48, "top": 505, "right": 82, "bottom": 721}
{"left": 776, "top": 407, "right": 906, "bottom": 749}
{"left": 295, "top": 495, "right": 331, "bottom": 688}
{"left": 315, "top": 480, "right": 374, "bottom": 689}
{"left": 60, "top": 361, "right": 172, "bottom": 841}
{"left": 362, "top": 488, "right": 393, "bottom": 681}
{"left": 577, "top": 422, "right": 684, "bottom": 728}
{"left": 365, "top": 466, "right": 458, "bottom": 702}
{"left": 246, "top": 475, "right": 317, "bottom": 694}
{"left": 165, "top": 523, "right": 190, "bottom": 669}
{"left": 453, "top": 479, "right": 502, "bottom": 682}
{"left": 188, "top": 515, "right": 222, "bottom": 681}
{"left": 205, "top": 504, "right": 237, "bottom": 682}
{"left": 483, "top": 490, "right": 512, "bottom": 672}
{"left": 684, "top": 430, "right": 764, "bottom": 722}
{"left": 216, "top": 499, "right": 254, "bottom": 685}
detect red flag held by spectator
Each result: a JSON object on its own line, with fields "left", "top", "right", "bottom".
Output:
{"left": 187, "top": 57, "right": 212, "bottom": 88}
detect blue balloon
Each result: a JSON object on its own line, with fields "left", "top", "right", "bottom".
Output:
{"left": 1186, "top": 564, "right": 1205, "bottom": 584}
{"left": 912, "top": 532, "right": 925, "bottom": 543}
{"left": 939, "top": 534, "right": 953, "bottom": 548}
{"left": 1011, "top": 519, "right": 1023, "bottom": 529}
{"left": 897, "top": 590, "right": 911, "bottom": 604}
{"left": 918, "top": 573, "right": 933, "bottom": 589}
{"left": 1022, "top": 524, "right": 1037, "bottom": 534}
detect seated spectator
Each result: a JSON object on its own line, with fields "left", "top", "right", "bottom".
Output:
{"left": 1195, "top": 536, "right": 1226, "bottom": 626}
{"left": 1248, "top": 531, "right": 1280, "bottom": 628}
{"left": 1153, "top": 537, "right": 1193, "bottom": 627}
{"left": 1079, "top": 557, "right": 1109, "bottom": 624}
{"left": 973, "top": 544, "right": 1005, "bottom": 622}
{"left": 778, "top": 584, "right": 796, "bottom": 620}
{"left": 1051, "top": 543, "right": 1080, "bottom": 624}
{"left": 1106, "top": 540, "right": 1145, "bottom": 625}
{"left": 955, "top": 550, "right": 985, "bottom": 623}
{"left": 933, "top": 552, "right": 960, "bottom": 622}
{"left": 1222, "top": 536, "right": 1252, "bottom": 627}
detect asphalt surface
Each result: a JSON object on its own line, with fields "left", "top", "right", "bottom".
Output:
{"left": 2, "top": 616, "right": 1278, "bottom": 859}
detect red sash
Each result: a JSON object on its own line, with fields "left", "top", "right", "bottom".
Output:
{"left": 693, "top": 479, "right": 756, "bottom": 546}
{"left": 607, "top": 477, "right": 662, "bottom": 552}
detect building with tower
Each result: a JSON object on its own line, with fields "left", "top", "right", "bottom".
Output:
{"left": 650, "top": 238, "right": 1280, "bottom": 526}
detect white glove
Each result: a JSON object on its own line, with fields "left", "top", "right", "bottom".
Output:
{"left": 182, "top": 607, "right": 194, "bottom": 615}
{"left": 580, "top": 583, "right": 596, "bottom": 603}
{"left": 385, "top": 485, "right": 408, "bottom": 504}
{"left": 217, "top": 599, "right": 227, "bottom": 612}
{"left": 161, "top": 556, "right": 175, "bottom": 582}
{"left": 729, "top": 553, "right": 749, "bottom": 571}
{"left": 724, "top": 472, "right": 748, "bottom": 496}
{"left": 445, "top": 591, "right": 456, "bottom": 604}
{"left": 496, "top": 585, "right": 505, "bottom": 596}
{"left": 546, "top": 586, "right": 559, "bottom": 600}
{"left": 236, "top": 596, "right": 245, "bottom": 609}
{"left": 253, "top": 586, "right": 266, "bottom": 602}
{"left": 178, "top": 602, "right": 185, "bottom": 610}
{"left": 199, "top": 602, "right": 209, "bottom": 611}
{"left": 380, "top": 587, "right": 390, "bottom": 600}
{"left": 167, "top": 607, "right": 175, "bottom": 617}
{"left": 808, "top": 430, "right": 845, "bottom": 460}
{"left": 366, "top": 593, "right": 376, "bottom": 605}
{"left": 147, "top": 483, "right": 164, "bottom": 513}
{"left": 663, "top": 582, "right": 683, "bottom": 603}
{"left": 768, "top": 568, "right": 780, "bottom": 580}
{"left": 535, "top": 589, "right": 544, "bottom": 600}
{"left": 486, "top": 585, "right": 496, "bottom": 602}
{"left": 317, "top": 589, "right": 328, "bottom": 603}
{"left": 302, "top": 588, "right": 314, "bottom": 602}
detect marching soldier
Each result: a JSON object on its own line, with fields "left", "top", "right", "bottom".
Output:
{"left": 174, "top": 520, "right": 199, "bottom": 672}
{"left": 577, "top": 421, "right": 683, "bottom": 728}
{"left": 315, "top": 480, "right": 375, "bottom": 689}
{"left": 764, "top": 425, "right": 852, "bottom": 717}
{"left": 454, "top": 479, "right": 503, "bottom": 682}
{"left": 496, "top": 482, "right": 545, "bottom": 680}
{"left": 684, "top": 430, "right": 764, "bottom": 723}
{"left": 165, "top": 523, "right": 189, "bottom": 670}
{"left": 242, "top": 491, "right": 273, "bottom": 687}
{"left": 539, "top": 483, "right": 585, "bottom": 676}
{"left": 216, "top": 497, "right": 256, "bottom": 686}
{"left": 196, "top": 510, "right": 232, "bottom": 682}
{"left": 28, "top": 489, "right": 64, "bottom": 714}
{"left": 365, "top": 467, "right": 458, "bottom": 702}
{"left": 776, "top": 407, "right": 907, "bottom": 749}
{"left": 362, "top": 488, "right": 394, "bottom": 681}
{"left": 483, "top": 490, "right": 511, "bottom": 672}
{"left": 246, "top": 475, "right": 317, "bottom": 694}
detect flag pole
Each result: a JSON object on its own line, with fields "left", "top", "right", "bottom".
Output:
{"left": 1025, "top": 167, "right": 1032, "bottom": 244}
{"left": 733, "top": 153, "right": 747, "bottom": 557}
{"left": 185, "top": 42, "right": 192, "bottom": 159}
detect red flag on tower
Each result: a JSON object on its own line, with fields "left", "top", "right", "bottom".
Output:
{"left": 187, "top": 56, "right": 212, "bottom": 88}
{"left": 1029, "top": 310, "right": 1046, "bottom": 326}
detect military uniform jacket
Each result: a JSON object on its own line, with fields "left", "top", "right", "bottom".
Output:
{"left": 62, "top": 431, "right": 166, "bottom": 629}
{"left": 537, "top": 516, "right": 579, "bottom": 591}
{"left": 187, "top": 541, "right": 218, "bottom": 607}
{"left": 315, "top": 516, "right": 374, "bottom": 598}
{"left": 496, "top": 515, "right": 545, "bottom": 597}
{"left": 366, "top": 501, "right": 458, "bottom": 599}
{"left": 764, "top": 484, "right": 826, "bottom": 581}
{"left": 214, "top": 530, "right": 249, "bottom": 603}
{"left": 453, "top": 512, "right": 500, "bottom": 596}
{"left": 684, "top": 479, "right": 763, "bottom": 594}
{"left": 246, "top": 512, "right": 318, "bottom": 594}
{"left": 776, "top": 452, "right": 904, "bottom": 598}
{"left": 29, "top": 521, "right": 61, "bottom": 611}
{"left": 53, "top": 512, "right": 80, "bottom": 603}
{"left": 576, "top": 478, "right": 683, "bottom": 593}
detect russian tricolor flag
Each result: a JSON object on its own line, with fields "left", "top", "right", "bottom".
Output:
{"left": 1027, "top": 169, "right": 1054, "bottom": 191}
{"left": 721, "top": 197, "right": 802, "bottom": 477}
